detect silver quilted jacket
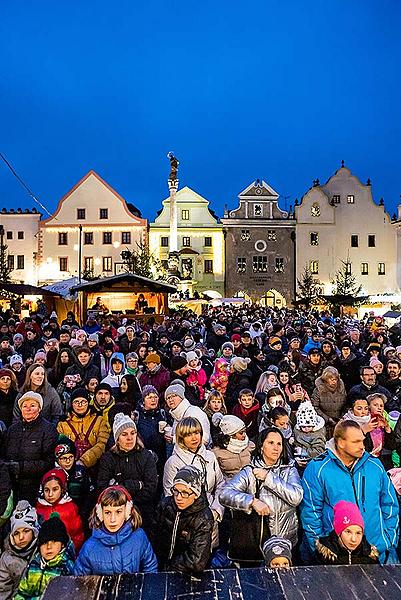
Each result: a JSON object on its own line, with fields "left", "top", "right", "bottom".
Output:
{"left": 219, "top": 459, "right": 303, "bottom": 544}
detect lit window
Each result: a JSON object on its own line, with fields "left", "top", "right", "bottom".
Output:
{"left": 103, "top": 257, "right": 112, "bottom": 272}
{"left": 310, "top": 260, "right": 319, "bottom": 274}
{"left": 378, "top": 262, "right": 385, "bottom": 275}
{"left": 59, "top": 257, "right": 68, "bottom": 272}
{"left": 361, "top": 263, "right": 368, "bottom": 275}
{"left": 237, "top": 257, "right": 246, "bottom": 273}
{"left": 204, "top": 237, "right": 212, "bottom": 247}
{"left": 241, "top": 229, "right": 250, "bottom": 241}
{"left": 254, "top": 204, "right": 262, "bottom": 217}
{"left": 84, "top": 257, "right": 93, "bottom": 272}
{"left": 332, "top": 195, "right": 341, "bottom": 204}
{"left": 368, "top": 235, "right": 376, "bottom": 247}
{"left": 17, "top": 231, "right": 24, "bottom": 240}
{"left": 7, "top": 255, "right": 14, "bottom": 270}
{"left": 182, "top": 237, "right": 191, "bottom": 247}
{"left": 275, "top": 257, "right": 284, "bottom": 273}
{"left": 77, "top": 208, "right": 86, "bottom": 220}
{"left": 311, "top": 203, "right": 320, "bottom": 217}
{"left": 267, "top": 230, "right": 276, "bottom": 241}
{"left": 103, "top": 232, "right": 112, "bottom": 245}
{"left": 310, "top": 232, "right": 319, "bottom": 246}
{"left": 121, "top": 232, "right": 131, "bottom": 245}
{"left": 253, "top": 256, "right": 268, "bottom": 272}
{"left": 161, "top": 237, "right": 169, "bottom": 247}
{"left": 100, "top": 208, "right": 108, "bottom": 219}
{"left": 181, "top": 209, "right": 190, "bottom": 221}
{"left": 345, "top": 262, "right": 352, "bottom": 275}
{"left": 351, "top": 235, "right": 358, "bottom": 247}
{"left": 347, "top": 195, "right": 355, "bottom": 204}
{"left": 84, "top": 232, "right": 93, "bottom": 245}
{"left": 204, "top": 259, "right": 213, "bottom": 273}
{"left": 17, "top": 255, "right": 24, "bottom": 270}
{"left": 58, "top": 232, "right": 68, "bottom": 245}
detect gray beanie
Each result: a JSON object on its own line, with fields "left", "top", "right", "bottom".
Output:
{"left": 88, "top": 333, "right": 99, "bottom": 343}
{"left": 262, "top": 536, "right": 292, "bottom": 566}
{"left": 113, "top": 412, "right": 137, "bottom": 441}
{"left": 173, "top": 465, "right": 203, "bottom": 498}
{"left": 10, "top": 500, "right": 39, "bottom": 537}
{"left": 165, "top": 383, "right": 185, "bottom": 400}
{"left": 221, "top": 342, "right": 234, "bottom": 352}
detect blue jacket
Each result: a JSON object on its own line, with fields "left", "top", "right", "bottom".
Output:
{"left": 73, "top": 521, "right": 157, "bottom": 575}
{"left": 301, "top": 446, "right": 399, "bottom": 563}
{"left": 303, "top": 337, "right": 321, "bottom": 354}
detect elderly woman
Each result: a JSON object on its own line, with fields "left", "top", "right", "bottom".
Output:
{"left": 220, "top": 427, "right": 303, "bottom": 564}
{"left": 136, "top": 385, "right": 168, "bottom": 471}
{"left": 311, "top": 366, "right": 347, "bottom": 433}
{"left": 3, "top": 391, "right": 58, "bottom": 504}
{"left": 14, "top": 363, "right": 62, "bottom": 424}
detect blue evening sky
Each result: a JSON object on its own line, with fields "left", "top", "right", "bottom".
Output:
{"left": 1, "top": 0, "right": 400, "bottom": 220}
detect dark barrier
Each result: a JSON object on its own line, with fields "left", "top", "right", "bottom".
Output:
{"left": 43, "top": 564, "right": 401, "bottom": 600}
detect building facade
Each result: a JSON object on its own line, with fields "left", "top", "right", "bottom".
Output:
{"left": 295, "top": 163, "right": 398, "bottom": 296}
{"left": 0, "top": 208, "right": 41, "bottom": 284}
{"left": 222, "top": 180, "right": 296, "bottom": 306}
{"left": 38, "top": 171, "right": 147, "bottom": 284}
{"left": 149, "top": 186, "right": 225, "bottom": 295}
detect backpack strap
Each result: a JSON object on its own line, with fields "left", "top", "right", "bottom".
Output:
{"left": 83, "top": 415, "right": 98, "bottom": 442}
{"left": 65, "top": 419, "right": 79, "bottom": 439}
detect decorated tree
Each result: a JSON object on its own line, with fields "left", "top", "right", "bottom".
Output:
{"left": 0, "top": 227, "right": 12, "bottom": 283}
{"left": 120, "top": 241, "right": 167, "bottom": 280}
{"left": 296, "top": 265, "right": 321, "bottom": 309}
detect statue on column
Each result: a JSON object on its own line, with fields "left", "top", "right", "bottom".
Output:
{"left": 167, "top": 152, "right": 179, "bottom": 181}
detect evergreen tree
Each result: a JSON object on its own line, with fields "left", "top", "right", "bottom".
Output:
{"left": 120, "top": 241, "right": 167, "bottom": 280}
{"left": 297, "top": 265, "right": 319, "bottom": 308}
{"left": 0, "top": 229, "right": 12, "bottom": 283}
{"left": 331, "top": 261, "right": 362, "bottom": 297}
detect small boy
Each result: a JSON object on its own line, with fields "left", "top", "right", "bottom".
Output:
{"left": 315, "top": 501, "right": 379, "bottom": 565}
{"left": 232, "top": 388, "right": 260, "bottom": 440}
{"left": 14, "top": 516, "right": 75, "bottom": 600}
{"left": 294, "top": 401, "right": 326, "bottom": 466}
{"left": 263, "top": 536, "right": 292, "bottom": 569}
{"left": 0, "top": 501, "right": 39, "bottom": 600}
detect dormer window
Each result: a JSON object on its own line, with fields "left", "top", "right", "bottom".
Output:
{"left": 311, "top": 203, "right": 320, "bottom": 217}
{"left": 254, "top": 204, "right": 262, "bottom": 217}
{"left": 332, "top": 195, "right": 341, "bottom": 204}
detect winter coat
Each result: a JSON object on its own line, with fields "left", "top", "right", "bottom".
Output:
{"left": 118, "top": 336, "right": 137, "bottom": 356}
{"left": 65, "top": 356, "right": 100, "bottom": 384}
{"left": 136, "top": 406, "right": 168, "bottom": 468}
{"left": 348, "top": 382, "right": 392, "bottom": 404}
{"left": 212, "top": 442, "right": 255, "bottom": 480}
{"left": 338, "top": 352, "right": 361, "bottom": 391}
{"left": 163, "top": 443, "right": 225, "bottom": 520}
{"left": 0, "top": 387, "right": 17, "bottom": 428}
{"left": 139, "top": 364, "right": 171, "bottom": 396}
{"left": 60, "top": 462, "right": 91, "bottom": 511}
{"left": 316, "top": 530, "right": 379, "bottom": 565}
{"left": 57, "top": 411, "right": 110, "bottom": 468}
{"left": 96, "top": 446, "right": 158, "bottom": 529}
{"left": 3, "top": 417, "right": 58, "bottom": 504}
{"left": 36, "top": 495, "right": 85, "bottom": 552}
{"left": 0, "top": 459, "right": 12, "bottom": 517}
{"left": 185, "top": 368, "right": 208, "bottom": 405}
{"left": 14, "top": 386, "right": 63, "bottom": 425}
{"left": 14, "top": 541, "right": 75, "bottom": 600}
{"left": 299, "top": 360, "right": 324, "bottom": 396}
{"left": 73, "top": 521, "right": 157, "bottom": 575}
{"left": 101, "top": 352, "right": 127, "bottom": 390}
{"left": 294, "top": 425, "right": 326, "bottom": 459}
{"left": 0, "top": 536, "right": 37, "bottom": 600}
{"left": 232, "top": 402, "right": 260, "bottom": 440}
{"left": 151, "top": 494, "right": 213, "bottom": 574}
{"left": 170, "top": 398, "right": 211, "bottom": 446}
{"left": 225, "top": 368, "right": 253, "bottom": 411}
{"left": 311, "top": 376, "right": 347, "bottom": 423}
{"left": 301, "top": 441, "right": 399, "bottom": 563}
{"left": 219, "top": 458, "right": 303, "bottom": 545}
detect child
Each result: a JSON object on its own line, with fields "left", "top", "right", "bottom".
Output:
{"left": 0, "top": 501, "right": 39, "bottom": 600}
{"left": 258, "top": 387, "right": 289, "bottom": 432}
{"left": 203, "top": 390, "right": 227, "bottom": 442}
{"left": 73, "top": 485, "right": 157, "bottom": 575}
{"left": 185, "top": 351, "right": 208, "bottom": 403}
{"left": 209, "top": 358, "right": 229, "bottom": 396}
{"left": 270, "top": 407, "right": 294, "bottom": 447}
{"left": 232, "top": 388, "right": 260, "bottom": 440}
{"left": 366, "top": 392, "right": 393, "bottom": 469}
{"left": 294, "top": 401, "right": 326, "bottom": 464}
{"left": 263, "top": 536, "right": 292, "bottom": 569}
{"left": 14, "top": 516, "right": 75, "bottom": 600}
{"left": 36, "top": 468, "right": 85, "bottom": 552}
{"left": 54, "top": 437, "right": 92, "bottom": 521}
{"left": 315, "top": 500, "right": 379, "bottom": 565}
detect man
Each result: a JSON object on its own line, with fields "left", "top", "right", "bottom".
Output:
{"left": 101, "top": 352, "right": 127, "bottom": 391}
{"left": 66, "top": 346, "right": 100, "bottom": 382}
{"left": 301, "top": 420, "right": 399, "bottom": 564}
{"left": 139, "top": 352, "right": 171, "bottom": 396}
{"left": 118, "top": 324, "right": 138, "bottom": 355}
{"left": 382, "top": 359, "right": 401, "bottom": 412}
{"left": 58, "top": 327, "right": 72, "bottom": 349}
{"left": 299, "top": 348, "right": 324, "bottom": 396}
{"left": 348, "top": 366, "right": 392, "bottom": 404}
{"left": 92, "top": 382, "right": 115, "bottom": 422}
{"left": 165, "top": 383, "right": 210, "bottom": 446}
{"left": 206, "top": 324, "right": 229, "bottom": 353}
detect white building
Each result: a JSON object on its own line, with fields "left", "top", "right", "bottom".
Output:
{"left": 38, "top": 171, "right": 147, "bottom": 283}
{"left": 0, "top": 208, "right": 41, "bottom": 284}
{"left": 295, "top": 163, "right": 398, "bottom": 296}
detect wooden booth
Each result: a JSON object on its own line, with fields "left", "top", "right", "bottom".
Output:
{"left": 70, "top": 273, "right": 177, "bottom": 323}
{"left": 0, "top": 283, "right": 61, "bottom": 318}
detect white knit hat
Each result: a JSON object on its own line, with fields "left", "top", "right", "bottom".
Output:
{"left": 18, "top": 391, "right": 43, "bottom": 411}
{"left": 212, "top": 413, "right": 245, "bottom": 436}
{"left": 10, "top": 500, "right": 39, "bottom": 537}
{"left": 113, "top": 412, "right": 137, "bottom": 441}
{"left": 296, "top": 401, "right": 318, "bottom": 428}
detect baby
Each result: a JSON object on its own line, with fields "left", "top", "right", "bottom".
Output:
{"left": 294, "top": 401, "right": 326, "bottom": 464}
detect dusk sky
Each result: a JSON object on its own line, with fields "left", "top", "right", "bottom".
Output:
{"left": 1, "top": 1, "right": 401, "bottom": 220}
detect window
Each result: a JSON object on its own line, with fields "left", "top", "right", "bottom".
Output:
{"left": 351, "top": 235, "right": 359, "bottom": 247}
{"left": 311, "top": 203, "right": 320, "bottom": 217}
{"left": 204, "top": 237, "right": 212, "bottom": 247}
{"left": 368, "top": 235, "right": 376, "bottom": 247}
{"left": 18, "top": 231, "right": 24, "bottom": 240}
{"left": 347, "top": 195, "right": 355, "bottom": 204}
{"left": 254, "top": 204, "right": 262, "bottom": 217}
{"left": 267, "top": 230, "right": 276, "bottom": 241}
{"left": 17, "top": 255, "right": 24, "bottom": 270}
{"left": 275, "top": 257, "right": 284, "bottom": 273}
{"left": 121, "top": 232, "right": 131, "bottom": 245}
{"left": 58, "top": 232, "right": 68, "bottom": 245}
{"left": 99, "top": 208, "right": 108, "bottom": 219}
{"left": 77, "top": 208, "right": 86, "bottom": 220}
{"left": 6, "top": 231, "right": 12, "bottom": 240}
{"left": 84, "top": 257, "right": 93, "bottom": 272}
{"left": 7, "top": 255, "right": 14, "bottom": 270}
{"left": 361, "top": 263, "right": 369, "bottom": 275}
{"left": 181, "top": 209, "right": 190, "bottom": 221}
{"left": 378, "top": 262, "right": 385, "bottom": 275}
{"left": 204, "top": 259, "right": 213, "bottom": 273}
{"left": 310, "top": 260, "right": 319, "bottom": 274}
{"left": 103, "top": 257, "right": 112, "bottom": 272}
{"left": 84, "top": 232, "right": 93, "bottom": 245}
{"left": 103, "top": 232, "right": 112, "bottom": 245}
{"left": 332, "top": 195, "right": 341, "bottom": 204}
{"left": 182, "top": 237, "right": 191, "bottom": 247}
{"left": 241, "top": 229, "right": 250, "bottom": 241}
{"left": 345, "top": 262, "right": 352, "bottom": 275}
{"left": 310, "top": 232, "right": 319, "bottom": 246}
{"left": 59, "top": 257, "right": 68, "bottom": 272}
{"left": 161, "top": 236, "right": 169, "bottom": 247}
{"left": 237, "top": 257, "right": 246, "bottom": 273}
{"left": 252, "top": 256, "right": 268, "bottom": 272}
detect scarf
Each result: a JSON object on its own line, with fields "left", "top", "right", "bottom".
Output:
{"left": 342, "top": 410, "right": 371, "bottom": 426}
{"left": 226, "top": 435, "right": 249, "bottom": 454}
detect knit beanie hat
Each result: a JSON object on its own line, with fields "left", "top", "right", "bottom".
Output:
{"left": 55, "top": 435, "right": 76, "bottom": 459}
{"left": 212, "top": 413, "right": 245, "bottom": 436}
{"left": 341, "top": 340, "right": 352, "bottom": 349}
{"left": 171, "top": 355, "right": 188, "bottom": 371}
{"left": 88, "top": 333, "right": 99, "bottom": 343}
{"left": 126, "top": 352, "right": 138, "bottom": 360}
{"left": 13, "top": 333, "right": 24, "bottom": 342}
{"left": 173, "top": 465, "right": 203, "bottom": 498}
{"left": 367, "top": 342, "right": 381, "bottom": 352}
{"left": 41, "top": 467, "right": 68, "bottom": 492}
{"left": 165, "top": 383, "right": 186, "bottom": 400}
{"left": 113, "top": 412, "right": 137, "bottom": 441}
{"left": 183, "top": 338, "right": 196, "bottom": 351}
{"left": 370, "top": 357, "right": 382, "bottom": 368}
{"left": 141, "top": 385, "right": 158, "bottom": 399}
{"left": 269, "top": 336, "right": 282, "bottom": 348}
{"left": 18, "top": 391, "right": 43, "bottom": 411}
{"left": 34, "top": 350, "right": 46, "bottom": 362}
{"left": 231, "top": 356, "right": 251, "bottom": 372}
{"left": 70, "top": 387, "right": 90, "bottom": 403}
{"left": 333, "top": 501, "right": 364, "bottom": 536}
{"left": 75, "top": 329, "right": 87, "bottom": 338}
{"left": 95, "top": 382, "right": 113, "bottom": 395}
{"left": 221, "top": 342, "right": 234, "bottom": 352}
{"left": 144, "top": 352, "right": 161, "bottom": 364}
{"left": 38, "top": 515, "right": 69, "bottom": 548}
{"left": 296, "top": 401, "right": 318, "bottom": 428}
{"left": 9, "top": 354, "right": 23, "bottom": 366}
{"left": 231, "top": 334, "right": 241, "bottom": 342}
{"left": 10, "top": 500, "right": 39, "bottom": 537}
{"left": 262, "top": 536, "right": 292, "bottom": 565}
{"left": 186, "top": 351, "right": 199, "bottom": 363}
{"left": 0, "top": 367, "right": 14, "bottom": 379}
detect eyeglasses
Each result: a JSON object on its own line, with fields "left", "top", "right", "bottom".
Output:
{"left": 72, "top": 399, "right": 88, "bottom": 406}
{"left": 171, "top": 487, "right": 194, "bottom": 499}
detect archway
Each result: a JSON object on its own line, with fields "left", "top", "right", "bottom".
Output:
{"left": 259, "top": 289, "right": 287, "bottom": 308}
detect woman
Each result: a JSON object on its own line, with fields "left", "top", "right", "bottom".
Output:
{"left": 126, "top": 352, "right": 142, "bottom": 377}
{"left": 311, "top": 366, "right": 347, "bottom": 434}
{"left": 118, "top": 373, "right": 142, "bottom": 408}
{"left": 57, "top": 388, "right": 109, "bottom": 469}
{"left": 14, "top": 363, "right": 63, "bottom": 424}
{"left": 47, "top": 348, "right": 75, "bottom": 388}
{"left": 73, "top": 486, "right": 157, "bottom": 575}
{"left": 212, "top": 414, "right": 255, "bottom": 480}
{"left": 220, "top": 428, "right": 303, "bottom": 562}
{"left": 3, "top": 391, "right": 58, "bottom": 504}
{"left": 136, "top": 344, "right": 149, "bottom": 369}
{"left": 96, "top": 413, "right": 158, "bottom": 531}
{"left": 0, "top": 367, "right": 18, "bottom": 427}
{"left": 136, "top": 386, "right": 168, "bottom": 471}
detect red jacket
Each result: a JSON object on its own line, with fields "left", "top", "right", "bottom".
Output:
{"left": 233, "top": 401, "right": 260, "bottom": 441}
{"left": 36, "top": 496, "right": 85, "bottom": 552}
{"left": 139, "top": 364, "right": 171, "bottom": 396}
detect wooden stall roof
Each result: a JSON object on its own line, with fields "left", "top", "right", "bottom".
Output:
{"left": 70, "top": 273, "right": 177, "bottom": 294}
{"left": 0, "top": 283, "right": 61, "bottom": 297}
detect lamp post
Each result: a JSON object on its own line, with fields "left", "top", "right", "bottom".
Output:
{"left": 78, "top": 225, "right": 83, "bottom": 283}
{"left": 167, "top": 152, "right": 180, "bottom": 279}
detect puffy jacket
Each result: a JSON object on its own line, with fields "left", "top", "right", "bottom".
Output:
{"left": 212, "top": 442, "right": 255, "bottom": 480}
{"left": 219, "top": 458, "right": 303, "bottom": 545}
{"left": 225, "top": 369, "right": 253, "bottom": 411}
{"left": 163, "top": 443, "right": 225, "bottom": 520}
{"left": 3, "top": 417, "right": 58, "bottom": 504}
{"left": 0, "top": 536, "right": 37, "bottom": 600}
{"left": 170, "top": 398, "right": 211, "bottom": 446}
{"left": 311, "top": 376, "right": 347, "bottom": 422}
{"left": 73, "top": 521, "right": 157, "bottom": 575}
{"left": 299, "top": 360, "right": 324, "bottom": 396}
{"left": 14, "top": 386, "right": 63, "bottom": 425}
{"left": 101, "top": 352, "right": 127, "bottom": 389}
{"left": 348, "top": 382, "right": 392, "bottom": 404}
{"left": 301, "top": 442, "right": 399, "bottom": 562}
{"left": 316, "top": 530, "right": 379, "bottom": 565}
{"left": 57, "top": 411, "right": 110, "bottom": 468}
{"left": 136, "top": 406, "right": 168, "bottom": 468}
{"left": 151, "top": 494, "right": 213, "bottom": 574}
{"left": 139, "top": 364, "right": 171, "bottom": 396}
{"left": 0, "top": 387, "right": 17, "bottom": 428}
{"left": 36, "top": 495, "right": 85, "bottom": 552}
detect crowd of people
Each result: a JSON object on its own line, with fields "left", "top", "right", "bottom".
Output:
{"left": 1, "top": 303, "right": 401, "bottom": 597}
